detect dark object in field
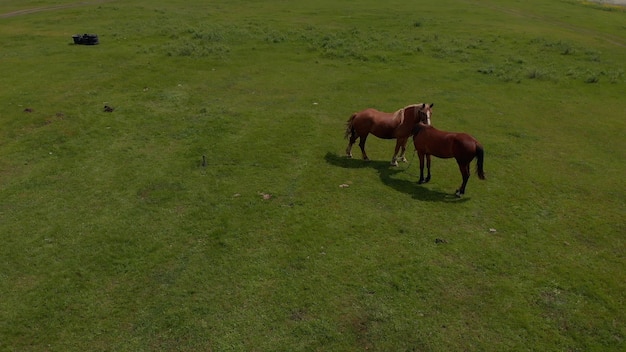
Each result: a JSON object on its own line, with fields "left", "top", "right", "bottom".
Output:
{"left": 23, "top": 108, "right": 34, "bottom": 113}
{"left": 72, "top": 33, "right": 99, "bottom": 45}
{"left": 435, "top": 238, "right": 448, "bottom": 244}
{"left": 103, "top": 105, "right": 114, "bottom": 112}
{"left": 345, "top": 103, "right": 433, "bottom": 166}
{"left": 413, "top": 123, "right": 486, "bottom": 198}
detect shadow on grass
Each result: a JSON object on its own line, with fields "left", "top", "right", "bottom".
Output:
{"left": 324, "top": 152, "right": 469, "bottom": 203}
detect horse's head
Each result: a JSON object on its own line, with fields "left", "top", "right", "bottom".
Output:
{"left": 416, "top": 103, "right": 433, "bottom": 126}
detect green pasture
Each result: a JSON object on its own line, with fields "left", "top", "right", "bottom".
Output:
{"left": 1, "top": 0, "right": 624, "bottom": 350}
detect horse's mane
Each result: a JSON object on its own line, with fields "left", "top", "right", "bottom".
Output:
{"left": 392, "top": 108, "right": 405, "bottom": 122}
{"left": 403, "top": 103, "right": 424, "bottom": 110}
{"left": 393, "top": 103, "right": 424, "bottom": 123}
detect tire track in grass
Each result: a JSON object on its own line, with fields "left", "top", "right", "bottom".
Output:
{"left": 463, "top": 0, "right": 626, "bottom": 48}
{"left": 0, "top": 0, "right": 116, "bottom": 19}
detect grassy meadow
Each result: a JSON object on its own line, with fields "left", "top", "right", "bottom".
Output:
{"left": 0, "top": 0, "right": 624, "bottom": 350}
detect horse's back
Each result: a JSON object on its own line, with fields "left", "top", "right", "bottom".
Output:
{"left": 352, "top": 108, "right": 397, "bottom": 138}
{"left": 415, "top": 126, "right": 479, "bottom": 159}
{"left": 455, "top": 132, "right": 480, "bottom": 149}
{"left": 356, "top": 108, "right": 394, "bottom": 120}
{"left": 449, "top": 132, "right": 482, "bottom": 162}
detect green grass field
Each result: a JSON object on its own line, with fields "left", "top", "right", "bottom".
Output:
{"left": 1, "top": 0, "right": 624, "bottom": 350}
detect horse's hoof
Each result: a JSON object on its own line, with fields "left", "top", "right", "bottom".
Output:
{"left": 401, "top": 157, "right": 408, "bottom": 163}
{"left": 390, "top": 161, "right": 399, "bottom": 167}
{"left": 455, "top": 190, "right": 462, "bottom": 198}
{"left": 418, "top": 179, "right": 425, "bottom": 184}
{"left": 346, "top": 154, "right": 353, "bottom": 158}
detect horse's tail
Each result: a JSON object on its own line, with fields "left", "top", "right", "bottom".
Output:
{"left": 475, "top": 144, "right": 486, "bottom": 180}
{"left": 345, "top": 113, "right": 356, "bottom": 139}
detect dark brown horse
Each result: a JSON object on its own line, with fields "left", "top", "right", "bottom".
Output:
{"left": 412, "top": 122, "right": 485, "bottom": 197}
{"left": 345, "top": 103, "right": 433, "bottom": 166}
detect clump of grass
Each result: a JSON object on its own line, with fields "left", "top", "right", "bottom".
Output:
{"left": 607, "top": 69, "right": 624, "bottom": 83}
{"left": 465, "top": 38, "right": 483, "bottom": 50}
{"left": 530, "top": 37, "right": 579, "bottom": 57}
{"left": 499, "top": 73, "right": 521, "bottom": 83}
{"left": 527, "top": 68, "right": 549, "bottom": 80}
{"left": 164, "top": 42, "right": 230, "bottom": 58}
{"left": 305, "top": 29, "right": 393, "bottom": 62}
{"left": 478, "top": 66, "right": 494, "bottom": 75}
{"left": 265, "top": 30, "right": 287, "bottom": 43}
{"left": 431, "top": 44, "right": 467, "bottom": 60}
{"left": 585, "top": 50, "right": 602, "bottom": 62}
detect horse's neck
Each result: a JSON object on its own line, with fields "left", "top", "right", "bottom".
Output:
{"left": 403, "top": 106, "right": 420, "bottom": 123}
{"left": 415, "top": 123, "right": 431, "bottom": 133}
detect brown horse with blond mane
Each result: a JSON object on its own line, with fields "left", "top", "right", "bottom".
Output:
{"left": 345, "top": 103, "right": 433, "bottom": 166}
{"left": 413, "top": 122, "right": 485, "bottom": 197}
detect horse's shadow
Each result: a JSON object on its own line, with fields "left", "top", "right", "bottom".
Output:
{"left": 324, "top": 152, "right": 469, "bottom": 203}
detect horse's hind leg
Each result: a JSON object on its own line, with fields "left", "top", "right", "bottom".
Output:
{"left": 346, "top": 134, "right": 358, "bottom": 158}
{"left": 359, "top": 134, "right": 370, "bottom": 160}
{"left": 455, "top": 162, "right": 470, "bottom": 197}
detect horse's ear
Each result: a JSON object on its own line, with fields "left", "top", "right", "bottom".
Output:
{"left": 420, "top": 103, "right": 425, "bottom": 108}
{"left": 429, "top": 103, "right": 434, "bottom": 108}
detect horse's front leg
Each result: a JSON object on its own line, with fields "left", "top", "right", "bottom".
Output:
{"left": 417, "top": 151, "right": 426, "bottom": 184}
{"left": 390, "top": 138, "right": 405, "bottom": 166}
{"left": 424, "top": 154, "right": 431, "bottom": 183}
{"left": 398, "top": 138, "right": 408, "bottom": 163}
